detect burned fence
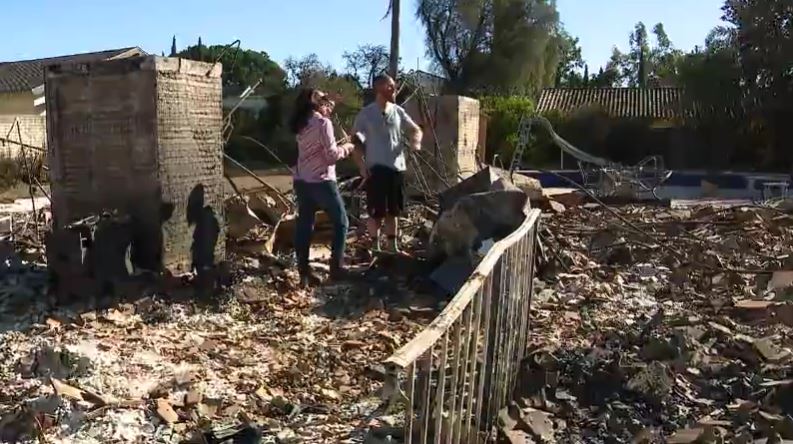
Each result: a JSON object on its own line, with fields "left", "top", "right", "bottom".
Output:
{"left": 381, "top": 209, "right": 541, "bottom": 443}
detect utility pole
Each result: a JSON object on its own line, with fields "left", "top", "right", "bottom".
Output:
{"left": 389, "top": 0, "right": 400, "bottom": 79}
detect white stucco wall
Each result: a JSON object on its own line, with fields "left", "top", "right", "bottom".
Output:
{"left": 0, "top": 91, "right": 35, "bottom": 115}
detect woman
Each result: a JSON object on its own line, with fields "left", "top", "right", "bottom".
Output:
{"left": 290, "top": 89, "right": 355, "bottom": 285}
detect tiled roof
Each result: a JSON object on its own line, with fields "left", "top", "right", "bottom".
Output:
{"left": 412, "top": 70, "right": 446, "bottom": 95}
{"left": 536, "top": 88, "right": 692, "bottom": 120}
{"left": 0, "top": 47, "right": 144, "bottom": 93}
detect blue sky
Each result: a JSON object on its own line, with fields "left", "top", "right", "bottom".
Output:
{"left": 2, "top": 0, "right": 726, "bottom": 73}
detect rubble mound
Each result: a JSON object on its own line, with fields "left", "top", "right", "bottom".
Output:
{"left": 502, "top": 203, "right": 793, "bottom": 443}
{"left": 0, "top": 205, "right": 445, "bottom": 443}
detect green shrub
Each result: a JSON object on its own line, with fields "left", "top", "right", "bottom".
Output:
{"left": 480, "top": 95, "right": 535, "bottom": 167}
{"left": 0, "top": 154, "right": 49, "bottom": 192}
{"left": 0, "top": 158, "right": 21, "bottom": 190}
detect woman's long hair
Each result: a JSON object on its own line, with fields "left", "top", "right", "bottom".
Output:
{"left": 289, "top": 88, "right": 320, "bottom": 134}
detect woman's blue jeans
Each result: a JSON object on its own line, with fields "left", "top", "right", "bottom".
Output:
{"left": 293, "top": 180, "right": 349, "bottom": 273}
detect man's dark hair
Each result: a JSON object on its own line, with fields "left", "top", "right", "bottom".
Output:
{"left": 373, "top": 74, "right": 393, "bottom": 87}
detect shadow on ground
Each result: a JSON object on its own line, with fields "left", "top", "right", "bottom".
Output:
{"left": 312, "top": 251, "right": 449, "bottom": 323}
{"left": 0, "top": 254, "right": 234, "bottom": 336}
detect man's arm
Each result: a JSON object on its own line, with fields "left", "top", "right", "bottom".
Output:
{"left": 397, "top": 106, "right": 423, "bottom": 151}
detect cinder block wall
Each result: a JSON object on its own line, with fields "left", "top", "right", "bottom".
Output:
{"left": 45, "top": 56, "right": 225, "bottom": 274}
{"left": 0, "top": 115, "right": 46, "bottom": 158}
{"left": 403, "top": 95, "right": 480, "bottom": 195}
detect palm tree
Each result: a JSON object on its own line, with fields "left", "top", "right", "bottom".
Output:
{"left": 388, "top": 0, "right": 400, "bottom": 78}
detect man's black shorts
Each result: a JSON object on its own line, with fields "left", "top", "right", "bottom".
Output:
{"left": 366, "top": 165, "right": 405, "bottom": 219}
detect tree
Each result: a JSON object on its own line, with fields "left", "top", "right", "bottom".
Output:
{"left": 415, "top": 0, "right": 490, "bottom": 92}
{"left": 676, "top": 38, "right": 744, "bottom": 167}
{"left": 589, "top": 48, "right": 623, "bottom": 87}
{"left": 177, "top": 43, "right": 287, "bottom": 95}
{"left": 648, "top": 23, "right": 684, "bottom": 86}
{"left": 616, "top": 22, "right": 649, "bottom": 87}
{"left": 387, "top": 0, "right": 401, "bottom": 78}
{"left": 583, "top": 64, "right": 589, "bottom": 87}
{"left": 605, "top": 22, "right": 684, "bottom": 87}
{"left": 704, "top": 26, "right": 736, "bottom": 52}
{"left": 636, "top": 24, "right": 647, "bottom": 87}
{"left": 416, "top": 0, "right": 565, "bottom": 95}
{"left": 555, "top": 30, "right": 585, "bottom": 87}
{"left": 489, "top": 0, "right": 562, "bottom": 94}
{"left": 342, "top": 44, "right": 390, "bottom": 88}
{"left": 283, "top": 54, "right": 363, "bottom": 130}
{"left": 284, "top": 54, "right": 334, "bottom": 87}
{"left": 722, "top": 0, "right": 793, "bottom": 168}
{"left": 170, "top": 36, "right": 177, "bottom": 57}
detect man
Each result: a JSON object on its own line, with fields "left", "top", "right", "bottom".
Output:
{"left": 352, "top": 74, "right": 423, "bottom": 253}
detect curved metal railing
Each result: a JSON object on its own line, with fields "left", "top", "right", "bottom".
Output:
{"left": 378, "top": 209, "right": 541, "bottom": 443}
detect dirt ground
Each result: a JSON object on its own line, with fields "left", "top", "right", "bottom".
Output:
{"left": 226, "top": 167, "right": 294, "bottom": 194}
{"left": 0, "top": 167, "right": 293, "bottom": 203}
{"left": 0, "top": 183, "right": 49, "bottom": 203}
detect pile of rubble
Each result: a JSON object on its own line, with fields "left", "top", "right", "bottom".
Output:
{"left": 0, "top": 162, "right": 540, "bottom": 443}
{"left": 500, "top": 202, "right": 793, "bottom": 443}
{"left": 0, "top": 190, "right": 456, "bottom": 444}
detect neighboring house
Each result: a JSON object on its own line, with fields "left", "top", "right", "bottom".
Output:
{"left": 411, "top": 70, "right": 446, "bottom": 96}
{"left": 536, "top": 87, "right": 693, "bottom": 128}
{"left": 0, "top": 47, "right": 144, "bottom": 155}
{"left": 0, "top": 47, "right": 145, "bottom": 116}
{"left": 535, "top": 87, "right": 712, "bottom": 168}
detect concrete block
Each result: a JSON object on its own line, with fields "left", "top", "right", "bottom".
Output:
{"left": 428, "top": 189, "right": 529, "bottom": 263}
{"left": 45, "top": 56, "right": 225, "bottom": 274}
{"left": 403, "top": 95, "right": 480, "bottom": 195}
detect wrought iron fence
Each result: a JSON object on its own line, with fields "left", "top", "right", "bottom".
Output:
{"left": 380, "top": 209, "right": 541, "bottom": 443}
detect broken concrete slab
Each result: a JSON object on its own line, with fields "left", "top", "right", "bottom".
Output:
{"left": 225, "top": 198, "right": 264, "bottom": 239}
{"left": 507, "top": 171, "right": 543, "bottom": 201}
{"left": 156, "top": 398, "right": 179, "bottom": 424}
{"left": 667, "top": 427, "right": 707, "bottom": 443}
{"left": 543, "top": 188, "right": 585, "bottom": 209}
{"left": 518, "top": 408, "right": 555, "bottom": 442}
{"left": 438, "top": 166, "right": 540, "bottom": 213}
{"left": 769, "top": 271, "right": 793, "bottom": 292}
{"left": 269, "top": 212, "right": 335, "bottom": 254}
{"left": 753, "top": 337, "right": 791, "bottom": 362}
{"left": 438, "top": 166, "right": 502, "bottom": 213}
{"left": 246, "top": 188, "right": 289, "bottom": 224}
{"left": 734, "top": 300, "right": 782, "bottom": 316}
{"left": 498, "top": 405, "right": 521, "bottom": 431}
{"left": 428, "top": 189, "right": 528, "bottom": 263}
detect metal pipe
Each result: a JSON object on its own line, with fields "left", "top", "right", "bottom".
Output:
{"left": 239, "top": 136, "right": 293, "bottom": 174}
{"left": 0, "top": 138, "right": 46, "bottom": 153}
